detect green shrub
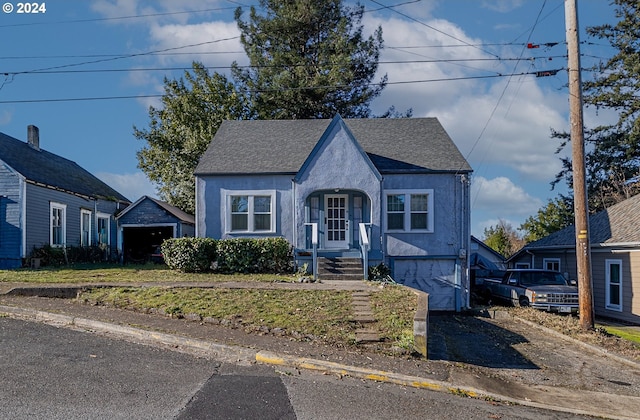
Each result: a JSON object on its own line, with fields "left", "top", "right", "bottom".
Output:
{"left": 29, "top": 245, "right": 108, "bottom": 267}
{"left": 215, "top": 237, "right": 293, "bottom": 274}
{"left": 256, "top": 237, "right": 294, "bottom": 273}
{"left": 161, "top": 236, "right": 293, "bottom": 274}
{"left": 29, "top": 245, "right": 66, "bottom": 267}
{"left": 368, "top": 262, "right": 391, "bottom": 280}
{"left": 161, "top": 237, "right": 217, "bottom": 273}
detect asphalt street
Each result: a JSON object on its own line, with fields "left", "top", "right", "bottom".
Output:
{"left": 0, "top": 317, "right": 600, "bottom": 420}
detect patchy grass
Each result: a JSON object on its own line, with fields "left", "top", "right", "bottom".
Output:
{"left": 370, "top": 285, "right": 418, "bottom": 349}
{"left": 0, "top": 264, "right": 297, "bottom": 284}
{"left": 598, "top": 325, "right": 640, "bottom": 346}
{"left": 508, "top": 307, "right": 640, "bottom": 360}
{"left": 78, "top": 283, "right": 419, "bottom": 349}
{"left": 79, "top": 287, "right": 356, "bottom": 344}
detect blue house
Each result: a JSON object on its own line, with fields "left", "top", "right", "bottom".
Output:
{"left": 195, "top": 115, "right": 473, "bottom": 310}
{"left": 0, "top": 126, "right": 130, "bottom": 268}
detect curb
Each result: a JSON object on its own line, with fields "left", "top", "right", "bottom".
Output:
{"left": 0, "top": 304, "right": 257, "bottom": 365}
{"left": 2, "top": 304, "right": 639, "bottom": 420}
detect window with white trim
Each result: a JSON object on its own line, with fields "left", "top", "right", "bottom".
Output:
{"left": 605, "top": 259, "right": 623, "bottom": 312}
{"left": 50, "top": 202, "right": 66, "bottom": 246}
{"left": 81, "top": 209, "right": 92, "bottom": 246}
{"left": 224, "top": 190, "right": 276, "bottom": 233}
{"left": 97, "top": 213, "right": 110, "bottom": 247}
{"left": 385, "top": 190, "right": 434, "bottom": 232}
{"left": 544, "top": 258, "right": 560, "bottom": 272}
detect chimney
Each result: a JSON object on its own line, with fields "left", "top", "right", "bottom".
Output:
{"left": 27, "top": 125, "right": 40, "bottom": 150}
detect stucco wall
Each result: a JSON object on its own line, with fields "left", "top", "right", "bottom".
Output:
{"left": 293, "top": 122, "right": 381, "bottom": 251}
{"left": 196, "top": 174, "right": 293, "bottom": 241}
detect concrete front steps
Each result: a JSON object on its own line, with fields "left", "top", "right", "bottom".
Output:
{"left": 316, "top": 257, "right": 364, "bottom": 281}
{"left": 352, "top": 291, "right": 381, "bottom": 343}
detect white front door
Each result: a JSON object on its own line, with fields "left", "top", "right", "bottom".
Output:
{"left": 325, "top": 194, "right": 349, "bottom": 248}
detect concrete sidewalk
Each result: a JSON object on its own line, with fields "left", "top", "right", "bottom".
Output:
{"left": 1, "top": 282, "right": 640, "bottom": 420}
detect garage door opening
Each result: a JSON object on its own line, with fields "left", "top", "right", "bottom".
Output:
{"left": 122, "top": 226, "right": 174, "bottom": 263}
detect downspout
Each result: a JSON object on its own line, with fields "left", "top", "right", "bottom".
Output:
{"left": 20, "top": 177, "right": 26, "bottom": 259}
{"left": 456, "top": 174, "right": 463, "bottom": 311}
{"left": 291, "top": 179, "right": 297, "bottom": 250}
{"left": 94, "top": 198, "right": 98, "bottom": 245}
{"left": 526, "top": 249, "right": 535, "bottom": 268}
{"left": 462, "top": 174, "right": 470, "bottom": 310}
{"left": 195, "top": 177, "right": 199, "bottom": 237}
{"left": 379, "top": 176, "right": 385, "bottom": 265}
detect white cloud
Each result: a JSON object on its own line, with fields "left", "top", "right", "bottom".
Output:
{"left": 437, "top": 82, "right": 568, "bottom": 180}
{"left": 147, "top": 20, "right": 244, "bottom": 68}
{"left": 471, "top": 176, "right": 542, "bottom": 216}
{"left": 0, "top": 109, "right": 13, "bottom": 125}
{"left": 481, "top": 0, "right": 525, "bottom": 13}
{"left": 90, "top": 0, "right": 230, "bottom": 24}
{"left": 366, "top": 12, "right": 569, "bottom": 182}
{"left": 96, "top": 171, "right": 157, "bottom": 202}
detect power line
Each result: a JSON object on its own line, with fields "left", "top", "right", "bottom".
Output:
{"left": 366, "top": 0, "right": 500, "bottom": 58}
{"left": 0, "top": 69, "right": 563, "bottom": 104}
{"left": 9, "top": 37, "right": 240, "bottom": 76}
{"left": 0, "top": 6, "right": 237, "bottom": 28}
{"left": 468, "top": 0, "right": 552, "bottom": 208}
{"left": 0, "top": 56, "right": 568, "bottom": 76}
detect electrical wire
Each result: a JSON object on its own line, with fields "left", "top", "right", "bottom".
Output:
{"left": 0, "top": 69, "right": 563, "bottom": 104}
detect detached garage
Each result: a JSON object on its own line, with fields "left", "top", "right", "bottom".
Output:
{"left": 116, "top": 196, "right": 195, "bottom": 263}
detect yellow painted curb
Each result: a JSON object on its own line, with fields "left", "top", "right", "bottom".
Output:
{"left": 256, "top": 350, "right": 447, "bottom": 392}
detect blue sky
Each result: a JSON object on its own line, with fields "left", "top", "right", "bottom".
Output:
{"left": 0, "top": 0, "right": 617, "bottom": 237}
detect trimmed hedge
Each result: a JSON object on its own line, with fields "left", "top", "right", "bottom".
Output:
{"left": 161, "top": 237, "right": 293, "bottom": 274}
{"left": 29, "top": 245, "right": 109, "bottom": 267}
{"left": 161, "top": 237, "right": 217, "bottom": 273}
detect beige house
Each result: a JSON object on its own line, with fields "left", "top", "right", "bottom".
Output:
{"left": 508, "top": 194, "right": 640, "bottom": 324}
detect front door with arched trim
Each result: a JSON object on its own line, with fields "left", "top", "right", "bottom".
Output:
{"left": 324, "top": 194, "right": 349, "bottom": 248}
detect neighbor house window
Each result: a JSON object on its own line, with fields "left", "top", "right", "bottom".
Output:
{"left": 50, "top": 202, "right": 66, "bottom": 246}
{"left": 224, "top": 190, "right": 276, "bottom": 233}
{"left": 81, "top": 209, "right": 92, "bottom": 246}
{"left": 544, "top": 258, "right": 560, "bottom": 272}
{"left": 385, "top": 190, "right": 434, "bottom": 232}
{"left": 97, "top": 213, "right": 110, "bottom": 247}
{"left": 605, "top": 259, "right": 623, "bottom": 312}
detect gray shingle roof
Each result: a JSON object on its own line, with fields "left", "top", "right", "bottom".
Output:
{"left": 194, "top": 117, "right": 472, "bottom": 175}
{"left": 116, "top": 195, "right": 194, "bottom": 224}
{"left": 148, "top": 196, "right": 195, "bottom": 224}
{"left": 0, "top": 132, "right": 130, "bottom": 203}
{"left": 526, "top": 193, "right": 640, "bottom": 248}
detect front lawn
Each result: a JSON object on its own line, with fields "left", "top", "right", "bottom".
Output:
{"left": 0, "top": 263, "right": 297, "bottom": 284}
{"left": 1, "top": 264, "right": 419, "bottom": 351}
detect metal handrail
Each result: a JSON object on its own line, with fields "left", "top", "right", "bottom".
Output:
{"left": 304, "top": 223, "right": 318, "bottom": 282}
{"left": 359, "top": 223, "right": 371, "bottom": 280}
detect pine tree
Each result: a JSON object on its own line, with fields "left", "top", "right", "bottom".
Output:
{"left": 232, "top": 0, "right": 388, "bottom": 119}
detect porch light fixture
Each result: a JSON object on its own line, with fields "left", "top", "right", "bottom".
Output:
{"left": 334, "top": 188, "right": 339, "bottom": 192}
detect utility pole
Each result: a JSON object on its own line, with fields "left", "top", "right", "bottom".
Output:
{"left": 565, "top": 0, "right": 594, "bottom": 329}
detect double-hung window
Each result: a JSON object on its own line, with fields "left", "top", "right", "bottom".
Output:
{"left": 605, "top": 259, "right": 623, "bottom": 311}
{"left": 385, "top": 190, "right": 434, "bottom": 232}
{"left": 50, "top": 202, "right": 66, "bottom": 246}
{"left": 225, "top": 190, "right": 275, "bottom": 233}
{"left": 97, "top": 213, "right": 110, "bottom": 247}
{"left": 81, "top": 209, "right": 92, "bottom": 246}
